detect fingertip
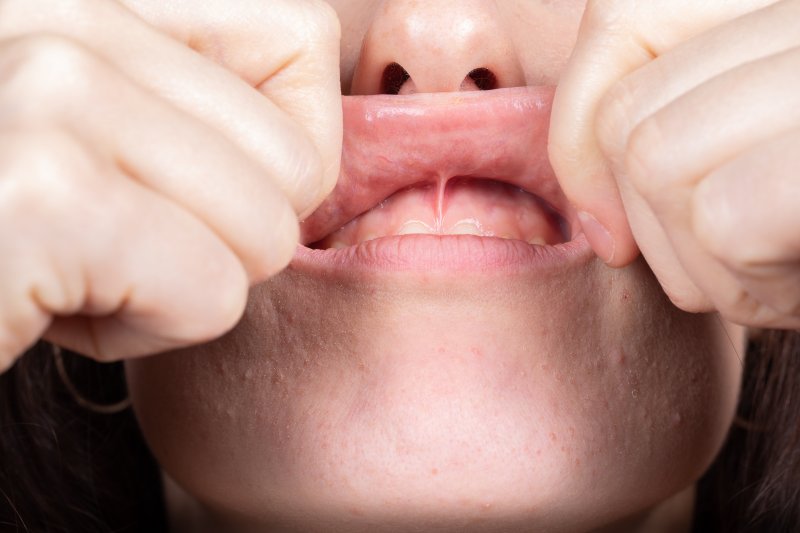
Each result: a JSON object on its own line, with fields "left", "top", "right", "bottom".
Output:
{"left": 578, "top": 210, "right": 639, "bottom": 267}
{"left": 578, "top": 210, "right": 615, "bottom": 263}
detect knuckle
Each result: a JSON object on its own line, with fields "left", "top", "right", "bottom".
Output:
{"left": 287, "top": 0, "right": 341, "bottom": 45}
{"left": 1, "top": 34, "right": 103, "bottom": 113}
{"left": 0, "top": 130, "right": 96, "bottom": 216}
{"left": 252, "top": 0, "right": 341, "bottom": 53}
{"left": 583, "top": 0, "right": 634, "bottom": 31}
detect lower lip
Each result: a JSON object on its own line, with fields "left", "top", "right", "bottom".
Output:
{"left": 292, "top": 233, "right": 592, "bottom": 277}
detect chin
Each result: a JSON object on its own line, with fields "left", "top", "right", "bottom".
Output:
{"left": 126, "top": 87, "right": 743, "bottom": 532}
{"left": 126, "top": 250, "right": 742, "bottom": 532}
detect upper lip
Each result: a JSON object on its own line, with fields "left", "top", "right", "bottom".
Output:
{"left": 300, "top": 86, "right": 573, "bottom": 245}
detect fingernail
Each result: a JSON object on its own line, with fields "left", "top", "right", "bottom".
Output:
{"left": 578, "top": 211, "right": 616, "bottom": 264}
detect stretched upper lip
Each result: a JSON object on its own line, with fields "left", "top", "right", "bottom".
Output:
{"left": 300, "top": 86, "right": 574, "bottom": 245}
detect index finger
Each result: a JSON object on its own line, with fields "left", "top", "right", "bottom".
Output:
{"left": 0, "top": 0, "right": 343, "bottom": 217}
{"left": 548, "top": 0, "right": 777, "bottom": 266}
{"left": 124, "top": 0, "right": 344, "bottom": 216}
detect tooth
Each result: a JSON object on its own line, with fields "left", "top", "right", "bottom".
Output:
{"left": 360, "top": 233, "right": 379, "bottom": 243}
{"left": 528, "top": 237, "right": 546, "bottom": 246}
{"left": 330, "top": 240, "right": 349, "bottom": 249}
{"left": 450, "top": 219, "right": 484, "bottom": 236}
{"left": 397, "top": 220, "right": 435, "bottom": 236}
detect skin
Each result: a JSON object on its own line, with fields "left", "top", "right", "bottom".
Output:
{"left": 0, "top": 0, "right": 797, "bottom": 531}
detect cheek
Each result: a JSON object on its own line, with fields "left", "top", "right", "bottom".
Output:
{"left": 126, "top": 258, "right": 742, "bottom": 531}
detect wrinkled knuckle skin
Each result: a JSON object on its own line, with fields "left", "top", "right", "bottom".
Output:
{"left": 1, "top": 34, "right": 102, "bottom": 115}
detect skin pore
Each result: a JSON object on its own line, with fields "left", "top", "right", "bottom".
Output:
{"left": 124, "top": 1, "right": 745, "bottom": 532}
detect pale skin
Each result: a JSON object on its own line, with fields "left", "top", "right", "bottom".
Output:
{"left": 0, "top": 0, "right": 797, "bottom": 532}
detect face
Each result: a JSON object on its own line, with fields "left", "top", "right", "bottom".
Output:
{"left": 126, "top": 2, "right": 744, "bottom": 532}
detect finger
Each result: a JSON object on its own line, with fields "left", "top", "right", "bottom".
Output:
{"left": 0, "top": 0, "right": 342, "bottom": 216}
{"left": 549, "top": 0, "right": 779, "bottom": 266}
{"left": 0, "top": 34, "right": 299, "bottom": 283}
{"left": 614, "top": 46, "right": 800, "bottom": 312}
{"left": 123, "top": 0, "right": 344, "bottom": 211}
{"left": 0, "top": 131, "right": 249, "bottom": 366}
{"left": 597, "top": 1, "right": 800, "bottom": 178}
{"left": 694, "top": 127, "right": 800, "bottom": 327}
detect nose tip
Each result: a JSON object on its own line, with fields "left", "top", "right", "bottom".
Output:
{"left": 350, "top": 1, "right": 526, "bottom": 95}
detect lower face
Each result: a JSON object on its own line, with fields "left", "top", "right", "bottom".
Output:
{"left": 126, "top": 253, "right": 742, "bottom": 532}
{"left": 125, "top": 1, "right": 744, "bottom": 531}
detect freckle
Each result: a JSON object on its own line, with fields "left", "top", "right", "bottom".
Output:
{"left": 561, "top": 446, "right": 566, "bottom": 453}
{"left": 536, "top": 449, "right": 542, "bottom": 456}
{"left": 438, "top": 346, "right": 446, "bottom": 355}
{"left": 615, "top": 350, "right": 627, "bottom": 366}
{"left": 431, "top": 468, "right": 439, "bottom": 476}
{"left": 575, "top": 458, "right": 581, "bottom": 466}
{"left": 549, "top": 432, "right": 558, "bottom": 442}
{"left": 471, "top": 347, "right": 483, "bottom": 358}
{"left": 568, "top": 427, "right": 576, "bottom": 437}
{"left": 621, "top": 289, "right": 631, "bottom": 303}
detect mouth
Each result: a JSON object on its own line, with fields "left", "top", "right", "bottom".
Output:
{"left": 295, "top": 86, "right": 588, "bottom": 273}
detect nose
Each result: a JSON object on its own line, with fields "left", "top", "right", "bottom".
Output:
{"left": 350, "top": 0, "right": 526, "bottom": 95}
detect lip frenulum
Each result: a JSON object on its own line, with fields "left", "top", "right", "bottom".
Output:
{"left": 300, "top": 86, "right": 577, "bottom": 247}
{"left": 292, "top": 86, "right": 590, "bottom": 274}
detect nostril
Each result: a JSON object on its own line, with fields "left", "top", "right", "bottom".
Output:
{"left": 380, "top": 64, "right": 498, "bottom": 95}
{"left": 468, "top": 68, "right": 498, "bottom": 91}
{"left": 381, "top": 63, "right": 411, "bottom": 95}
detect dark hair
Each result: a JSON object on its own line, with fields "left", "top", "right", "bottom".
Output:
{"left": 695, "top": 329, "right": 800, "bottom": 532}
{"left": 0, "top": 342, "right": 165, "bottom": 532}
{"left": 0, "top": 332, "right": 798, "bottom": 532}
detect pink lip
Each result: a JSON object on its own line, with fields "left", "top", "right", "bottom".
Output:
{"left": 294, "top": 234, "right": 591, "bottom": 276}
{"left": 293, "top": 86, "right": 591, "bottom": 275}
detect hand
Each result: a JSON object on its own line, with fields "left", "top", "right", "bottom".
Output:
{"left": 0, "top": 0, "right": 342, "bottom": 369}
{"left": 550, "top": 0, "right": 800, "bottom": 328}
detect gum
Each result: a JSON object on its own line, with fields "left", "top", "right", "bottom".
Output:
{"left": 319, "top": 178, "right": 564, "bottom": 248}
